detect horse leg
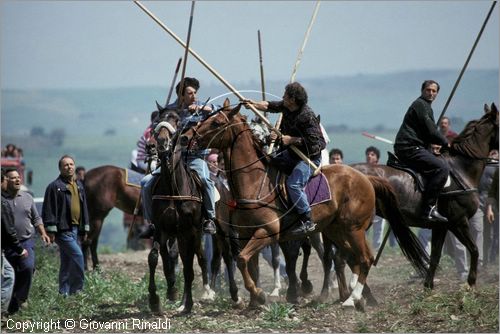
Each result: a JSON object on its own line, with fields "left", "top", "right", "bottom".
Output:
{"left": 148, "top": 242, "right": 161, "bottom": 313}
{"left": 210, "top": 234, "right": 223, "bottom": 290}
{"left": 340, "top": 228, "right": 374, "bottom": 311}
{"left": 332, "top": 246, "right": 350, "bottom": 302}
{"left": 160, "top": 238, "right": 178, "bottom": 301}
{"left": 178, "top": 238, "right": 196, "bottom": 314}
{"left": 279, "top": 240, "right": 301, "bottom": 304}
{"left": 196, "top": 235, "right": 215, "bottom": 301}
{"left": 299, "top": 238, "right": 313, "bottom": 295}
{"left": 235, "top": 229, "right": 271, "bottom": 307}
{"left": 269, "top": 243, "right": 282, "bottom": 297}
{"left": 425, "top": 227, "right": 447, "bottom": 289}
{"left": 318, "top": 234, "right": 334, "bottom": 303}
{"left": 248, "top": 253, "right": 262, "bottom": 305}
{"left": 219, "top": 234, "right": 242, "bottom": 306}
{"left": 450, "top": 218, "right": 479, "bottom": 288}
{"left": 343, "top": 253, "right": 378, "bottom": 307}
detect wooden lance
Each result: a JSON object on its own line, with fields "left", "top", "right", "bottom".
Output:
{"left": 134, "top": 1, "right": 319, "bottom": 172}
{"left": 177, "top": 1, "right": 196, "bottom": 111}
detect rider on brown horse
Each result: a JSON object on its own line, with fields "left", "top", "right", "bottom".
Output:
{"left": 394, "top": 80, "right": 450, "bottom": 223}
{"left": 244, "top": 82, "right": 326, "bottom": 234}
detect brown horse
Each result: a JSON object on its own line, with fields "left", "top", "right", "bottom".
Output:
{"left": 353, "top": 103, "right": 499, "bottom": 289}
{"left": 83, "top": 165, "right": 148, "bottom": 270}
{"left": 181, "top": 99, "right": 429, "bottom": 309}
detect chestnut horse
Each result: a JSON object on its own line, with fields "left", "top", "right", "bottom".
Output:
{"left": 83, "top": 165, "right": 149, "bottom": 270}
{"left": 353, "top": 103, "right": 499, "bottom": 290}
{"left": 181, "top": 99, "right": 429, "bottom": 309}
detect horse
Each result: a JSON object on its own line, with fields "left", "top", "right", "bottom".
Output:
{"left": 181, "top": 99, "right": 430, "bottom": 309}
{"left": 352, "top": 103, "right": 499, "bottom": 290}
{"left": 83, "top": 165, "right": 149, "bottom": 270}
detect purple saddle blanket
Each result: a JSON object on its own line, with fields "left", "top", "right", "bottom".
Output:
{"left": 125, "top": 168, "right": 144, "bottom": 188}
{"left": 305, "top": 173, "right": 332, "bottom": 206}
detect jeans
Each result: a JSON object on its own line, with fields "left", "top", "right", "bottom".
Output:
{"left": 187, "top": 157, "right": 216, "bottom": 220}
{"left": 286, "top": 154, "right": 321, "bottom": 215}
{"left": 1, "top": 252, "right": 15, "bottom": 313}
{"left": 260, "top": 245, "right": 287, "bottom": 278}
{"left": 469, "top": 208, "right": 484, "bottom": 265}
{"left": 141, "top": 167, "right": 161, "bottom": 222}
{"left": 56, "top": 226, "right": 85, "bottom": 295}
{"left": 5, "top": 238, "right": 35, "bottom": 311}
{"left": 370, "top": 215, "right": 386, "bottom": 252}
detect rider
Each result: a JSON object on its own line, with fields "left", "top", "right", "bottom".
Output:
{"left": 140, "top": 77, "right": 218, "bottom": 238}
{"left": 244, "top": 82, "right": 326, "bottom": 234}
{"left": 394, "top": 80, "right": 450, "bottom": 223}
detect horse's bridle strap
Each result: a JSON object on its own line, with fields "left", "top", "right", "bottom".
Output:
{"left": 153, "top": 195, "right": 203, "bottom": 203}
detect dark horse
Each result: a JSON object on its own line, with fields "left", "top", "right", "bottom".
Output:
{"left": 181, "top": 99, "right": 430, "bottom": 309}
{"left": 353, "top": 103, "right": 499, "bottom": 289}
{"left": 83, "top": 165, "right": 149, "bottom": 270}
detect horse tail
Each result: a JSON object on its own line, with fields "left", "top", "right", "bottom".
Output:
{"left": 367, "top": 175, "right": 430, "bottom": 277}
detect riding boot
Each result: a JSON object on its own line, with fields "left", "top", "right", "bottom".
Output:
{"left": 203, "top": 218, "right": 217, "bottom": 235}
{"left": 421, "top": 197, "right": 448, "bottom": 223}
{"left": 290, "top": 211, "right": 316, "bottom": 234}
{"left": 138, "top": 223, "right": 155, "bottom": 239}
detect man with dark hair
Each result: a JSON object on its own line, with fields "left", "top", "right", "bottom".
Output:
{"left": 75, "top": 166, "right": 86, "bottom": 182}
{"left": 244, "top": 82, "right": 326, "bottom": 234}
{"left": 365, "top": 146, "right": 380, "bottom": 164}
{"left": 438, "top": 116, "right": 458, "bottom": 143}
{"left": 1, "top": 170, "right": 28, "bottom": 314}
{"left": 42, "top": 155, "right": 89, "bottom": 296}
{"left": 329, "top": 148, "right": 343, "bottom": 165}
{"left": 3, "top": 169, "right": 50, "bottom": 312}
{"left": 140, "top": 77, "right": 218, "bottom": 238}
{"left": 394, "top": 80, "right": 449, "bottom": 223}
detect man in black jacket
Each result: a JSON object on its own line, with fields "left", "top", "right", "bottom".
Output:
{"left": 1, "top": 170, "right": 28, "bottom": 314}
{"left": 394, "top": 80, "right": 450, "bottom": 223}
{"left": 244, "top": 82, "right": 326, "bottom": 233}
{"left": 42, "top": 155, "right": 89, "bottom": 296}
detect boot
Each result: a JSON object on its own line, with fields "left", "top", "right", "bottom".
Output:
{"left": 421, "top": 205, "right": 448, "bottom": 223}
{"left": 138, "top": 223, "right": 155, "bottom": 239}
{"left": 290, "top": 212, "right": 316, "bottom": 234}
{"left": 203, "top": 218, "right": 217, "bottom": 235}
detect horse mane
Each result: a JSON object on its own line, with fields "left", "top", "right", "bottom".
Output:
{"left": 450, "top": 113, "right": 491, "bottom": 159}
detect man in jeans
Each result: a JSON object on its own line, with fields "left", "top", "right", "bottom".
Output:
{"left": 3, "top": 169, "right": 50, "bottom": 312}
{"left": 42, "top": 155, "right": 89, "bottom": 296}
{"left": 1, "top": 171, "right": 28, "bottom": 314}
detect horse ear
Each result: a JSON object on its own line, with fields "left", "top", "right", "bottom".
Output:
{"left": 223, "top": 98, "right": 231, "bottom": 110}
{"left": 229, "top": 103, "right": 241, "bottom": 117}
{"left": 491, "top": 103, "right": 498, "bottom": 114}
{"left": 156, "top": 100, "right": 165, "bottom": 112}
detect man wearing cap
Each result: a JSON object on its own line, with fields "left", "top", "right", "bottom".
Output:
{"left": 140, "top": 77, "right": 218, "bottom": 238}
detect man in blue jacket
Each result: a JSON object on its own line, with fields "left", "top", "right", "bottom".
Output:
{"left": 42, "top": 155, "right": 89, "bottom": 296}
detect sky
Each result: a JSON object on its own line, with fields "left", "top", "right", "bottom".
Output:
{"left": 1, "top": 1, "right": 499, "bottom": 90}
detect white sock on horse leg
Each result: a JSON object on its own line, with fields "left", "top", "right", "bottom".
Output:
{"left": 349, "top": 273, "right": 359, "bottom": 290}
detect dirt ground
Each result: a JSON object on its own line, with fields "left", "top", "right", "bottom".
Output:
{"left": 96, "top": 244, "right": 499, "bottom": 333}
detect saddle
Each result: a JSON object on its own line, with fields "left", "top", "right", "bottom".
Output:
{"left": 387, "top": 151, "right": 471, "bottom": 195}
{"left": 277, "top": 172, "right": 332, "bottom": 210}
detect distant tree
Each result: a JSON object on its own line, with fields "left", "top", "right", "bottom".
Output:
{"left": 30, "top": 126, "right": 45, "bottom": 137}
{"left": 104, "top": 128, "right": 116, "bottom": 136}
{"left": 49, "top": 128, "right": 66, "bottom": 146}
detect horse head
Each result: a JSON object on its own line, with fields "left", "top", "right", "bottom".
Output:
{"left": 451, "top": 102, "right": 499, "bottom": 159}
{"left": 180, "top": 98, "right": 243, "bottom": 150}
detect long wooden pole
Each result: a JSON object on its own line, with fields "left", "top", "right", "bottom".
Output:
{"left": 436, "top": 1, "right": 497, "bottom": 125}
{"left": 177, "top": 1, "right": 196, "bottom": 111}
{"left": 134, "top": 1, "right": 319, "bottom": 171}
{"left": 258, "top": 30, "right": 266, "bottom": 102}
{"left": 267, "top": 0, "right": 321, "bottom": 154}
{"left": 165, "top": 57, "right": 182, "bottom": 107}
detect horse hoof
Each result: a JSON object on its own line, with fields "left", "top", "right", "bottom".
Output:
{"left": 341, "top": 297, "right": 355, "bottom": 308}
{"left": 301, "top": 280, "right": 313, "bottom": 295}
{"left": 269, "top": 288, "right": 280, "bottom": 297}
{"left": 201, "top": 285, "right": 216, "bottom": 301}
{"left": 366, "top": 296, "right": 378, "bottom": 307}
{"left": 317, "top": 291, "right": 329, "bottom": 304}
{"left": 256, "top": 290, "right": 267, "bottom": 305}
{"left": 355, "top": 298, "right": 366, "bottom": 312}
{"left": 149, "top": 294, "right": 161, "bottom": 313}
{"left": 232, "top": 297, "right": 245, "bottom": 310}
{"left": 423, "top": 280, "right": 434, "bottom": 290}
{"left": 167, "top": 288, "right": 178, "bottom": 301}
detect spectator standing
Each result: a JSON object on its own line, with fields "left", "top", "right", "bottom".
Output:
{"left": 3, "top": 169, "right": 50, "bottom": 312}
{"left": 75, "top": 166, "right": 86, "bottom": 182}
{"left": 42, "top": 155, "right": 89, "bottom": 296}
{"left": 1, "top": 171, "right": 28, "bottom": 314}
{"left": 329, "top": 148, "right": 343, "bottom": 165}
{"left": 438, "top": 116, "right": 458, "bottom": 143}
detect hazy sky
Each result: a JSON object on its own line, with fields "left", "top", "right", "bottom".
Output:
{"left": 1, "top": 1, "right": 498, "bottom": 89}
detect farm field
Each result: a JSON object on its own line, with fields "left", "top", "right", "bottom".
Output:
{"left": 3, "top": 243, "right": 498, "bottom": 333}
